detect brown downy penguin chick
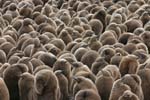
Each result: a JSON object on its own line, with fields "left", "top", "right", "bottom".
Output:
{"left": 41, "top": 3, "right": 53, "bottom": 17}
{"left": 32, "top": 12, "right": 47, "bottom": 25}
{"left": 33, "top": 65, "right": 52, "bottom": 75}
{"left": 0, "top": 42, "right": 14, "bottom": 56}
{"left": 138, "top": 68, "right": 150, "bottom": 100}
{"left": 53, "top": 59, "right": 72, "bottom": 92}
{"left": 8, "top": 55, "right": 20, "bottom": 65}
{"left": 133, "top": 49, "right": 148, "bottom": 64}
{"left": 58, "top": 29, "right": 73, "bottom": 45}
{"left": 17, "top": 57, "right": 33, "bottom": 74}
{"left": 3, "top": 63, "right": 28, "bottom": 100}
{"left": 99, "top": 30, "right": 117, "bottom": 45}
{"left": 128, "top": 1, "right": 140, "bottom": 13}
{"left": 110, "top": 13, "right": 122, "bottom": 24}
{"left": 60, "top": 12, "right": 71, "bottom": 26}
{"left": 0, "top": 63, "right": 10, "bottom": 77}
{"left": 75, "top": 89, "right": 101, "bottom": 100}
{"left": 140, "top": 11, "right": 150, "bottom": 26}
{"left": 101, "top": 65, "right": 121, "bottom": 80}
{"left": 121, "top": 74, "right": 144, "bottom": 100}
{"left": 136, "top": 42, "right": 149, "bottom": 54}
{"left": 88, "top": 19, "right": 103, "bottom": 36}
{"left": 0, "top": 50, "right": 6, "bottom": 64}
{"left": 30, "top": 58, "right": 45, "bottom": 70}
{"left": 123, "top": 43, "right": 137, "bottom": 54}
{"left": 124, "top": 19, "right": 143, "bottom": 33}
{"left": 81, "top": 50, "right": 99, "bottom": 69}
{"left": 110, "top": 53, "right": 123, "bottom": 67}
{"left": 71, "top": 42, "right": 89, "bottom": 54}
{"left": 19, "top": 4, "right": 33, "bottom": 18}
{"left": 92, "top": 9, "right": 106, "bottom": 31}
{"left": 50, "top": 38, "right": 66, "bottom": 51}
{"left": 55, "top": 70, "right": 69, "bottom": 100}
{"left": 73, "top": 76, "right": 98, "bottom": 96}
{"left": 95, "top": 70, "right": 114, "bottom": 100}
{"left": 37, "top": 52, "right": 57, "bottom": 68}
{"left": 88, "top": 35, "right": 102, "bottom": 51}
{"left": 119, "top": 54, "right": 139, "bottom": 77}
{"left": 3, "top": 35, "right": 16, "bottom": 46}
{"left": 109, "top": 78, "right": 132, "bottom": 100}
{"left": 99, "top": 47, "right": 116, "bottom": 63}
{"left": 133, "top": 27, "right": 145, "bottom": 36}
{"left": 34, "top": 69, "right": 60, "bottom": 100}
{"left": 74, "top": 47, "right": 88, "bottom": 61}
{"left": 118, "top": 32, "right": 134, "bottom": 45}
{"left": 71, "top": 62, "right": 91, "bottom": 76}
{"left": 91, "top": 57, "right": 109, "bottom": 75}
{"left": 0, "top": 77, "right": 9, "bottom": 100}
{"left": 58, "top": 52, "right": 77, "bottom": 64}
{"left": 18, "top": 18, "right": 34, "bottom": 36}
{"left": 118, "top": 90, "right": 140, "bottom": 100}
{"left": 105, "top": 23, "right": 121, "bottom": 39}
{"left": 5, "top": 3, "right": 19, "bottom": 18}
{"left": 18, "top": 72, "right": 37, "bottom": 100}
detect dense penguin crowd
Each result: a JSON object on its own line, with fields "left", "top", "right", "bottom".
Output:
{"left": 0, "top": 0, "right": 149, "bottom": 100}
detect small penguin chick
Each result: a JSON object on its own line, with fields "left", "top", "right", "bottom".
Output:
{"left": 119, "top": 54, "right": 139, "bottom": 77}
{"left": 59, "top": 12, "right": 71, "bottom": 25}
{"left": 88, "top": 35, "right": 102, "bottom": 51}
{"left": 91, "top": 57, "right": 109, "bottom": 75}
{"left": 18, "top": 72, "right": 37, "bottom": 100}
{"left": 73, "top": 76, "right": 98, "bottom": 96}
{"left": 55, "top": 70, "right": 69, "bottom": 100}
{"left": 71, "top": 61, "right": 91, "bottom": 76}
{"left": 18, "top": 18, "right": 34, "bottom": 36}
{"left": 58, "top": 29, "right": 73, "bottom": 45}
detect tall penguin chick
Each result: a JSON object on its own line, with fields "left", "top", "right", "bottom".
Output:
{"left": 35, "top": 69, "right": 60, "bottom": 100}
{"left": 18, "top": 18, "right": 34, "bottom": 36}
{"left": 3, "top": 63, "right": 28, "bottom": 100}
{"left": 18, "top": 72, "right": 37, "bottom": 100}
{"left": 55, "top": 70, "right": 69, "bottom": 100}
{"left": 58, "top": 29, "right": 73, "bottom": 45}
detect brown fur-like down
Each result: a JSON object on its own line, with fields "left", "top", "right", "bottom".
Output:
{"left": 18, "top": 72, "right": 37, "bottom": 100}
{"left": 119, "top": 54, "right": 139, "bottom": 77}
{"left": 0, "top": 77, "right": 9, "bottom": 100}
{"left": 35, "top": 69, "right": 60, "bottom": 100}
{"left": 75, "top": 89, "right": 101, "bottom": 100}
{"left": 73, "top": 76, "right": 98, "bottom": 96}
{"left": 0, "top": 50, "right": 7, "bottom": 64}
{"left": 3, "top": 63, "right": 28, "bottom": 100}
{"left": 55, "top": 70, "right": 69, "bottom": 100}
{"left": 91, "top": 57, "right": 109, "bottom": 75}
{"left": 101, "top": 65, "right": 121, "bottom": 80}
{"left": 118, "top": 90, "right": 140, "bottom": 100}
{"left": 81, "top": 50, "right": 99, "bottom": 69}
{"left": 95, "top": 70, "right": 114, "bottom": 100}
{"left": 109, "top": 74, "right": 143, "bottom": 100}
{"left": 88, "top": 19, "right": 103, "bottom": 36}
{"left": 138, "top": 68, "right": 150, "bottom": 100}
